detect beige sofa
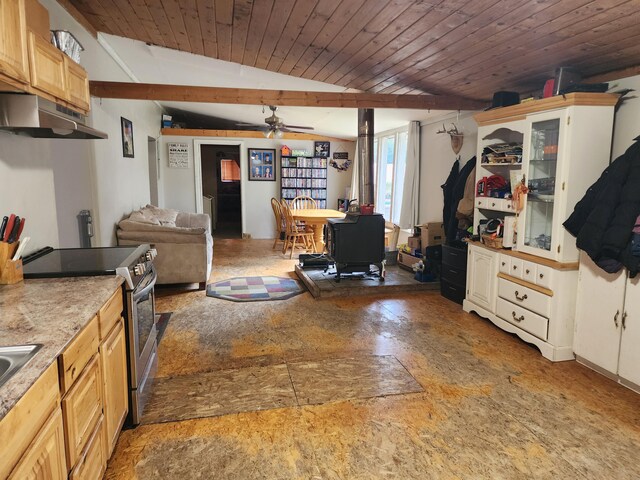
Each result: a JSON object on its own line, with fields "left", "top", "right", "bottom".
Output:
{"left": 116, "top": 205, "right": 213, "bottom": 289}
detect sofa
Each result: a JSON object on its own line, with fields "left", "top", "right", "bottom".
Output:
{"left": 116, "top": 205, "right": 213, "bottom": 289}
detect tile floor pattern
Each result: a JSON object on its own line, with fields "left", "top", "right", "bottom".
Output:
{"left": 106, "top": 239, "right": 640, "bottom": 479}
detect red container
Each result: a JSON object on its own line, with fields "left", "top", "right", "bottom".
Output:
{"left": 360, "top": 204, "right": 374, "bottom": 215}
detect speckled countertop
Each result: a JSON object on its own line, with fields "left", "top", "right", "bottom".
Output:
{"left": 0, "top": 276, "right": 124, "bottom": 421}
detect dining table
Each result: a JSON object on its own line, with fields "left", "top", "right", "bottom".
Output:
{"left": 291, "top": 208, "right": 346, "bottom": 252}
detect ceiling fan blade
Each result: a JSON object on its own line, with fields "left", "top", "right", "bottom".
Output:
{"left": 235, "top": 122, "right": 265, "bottom": 128}
{"left": 282, "top": 124, "right": 314, "bottom": 130}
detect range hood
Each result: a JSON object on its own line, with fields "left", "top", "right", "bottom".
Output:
{"left": 0, "top": 93, "right": 107, "bottom": 139}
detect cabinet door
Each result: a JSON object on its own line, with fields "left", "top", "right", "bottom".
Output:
{"left": 27, "top": 31, "right": 67, "bottom": 100}
{"left": 0, "top": 0, "right": 30, "bottom": 85}
{"left": 618, "top": 275, "right": 640, "bottom": 385}
{"left": 100, "top": 318, "right": 128, "bottom": 458}
{"left": 467, "top": 246, "right": 497, "bottom": 312}
{"left": 69, "top": 417, "right": 107, "bottom": 480}
{"left": 9, "top": 407, "right": 67, "bottom": 480}
{"left": 574, "top": 253, "right": 626, "bottom": 374}
{"left": 65, "top": 56, "right": 90, "bottom": 112}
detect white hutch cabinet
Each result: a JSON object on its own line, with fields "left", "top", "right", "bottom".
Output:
{"left": 463, "top": 93, "right": 618, "bottom": 361}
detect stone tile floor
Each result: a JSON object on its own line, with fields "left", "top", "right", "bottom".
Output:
{"left": 105, "top": 239, "right": 640, "bottom": 479}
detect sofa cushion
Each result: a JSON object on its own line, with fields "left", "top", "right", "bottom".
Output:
{"left": 145, "top": 205, "right": 179, "bottom": 225}
{"left": 118, "top": 219, "right": 206, "bottom": 235}
{"left": 128, "top": 209, "right": 161, "bottom": 225}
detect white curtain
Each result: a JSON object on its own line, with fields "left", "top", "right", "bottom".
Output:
{"left": 349, "top": 139, "right": 359, "bottom": 201}
{"left": 398, "top": 121, "right": 420, "bottom": 229}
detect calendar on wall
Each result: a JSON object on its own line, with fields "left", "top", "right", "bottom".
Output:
{"left": 280, "top": 156, "right": 328, "bottom": 208}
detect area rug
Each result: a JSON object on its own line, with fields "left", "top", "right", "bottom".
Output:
{"left": 206, "top": 276, "right": 304, "bottom": 302}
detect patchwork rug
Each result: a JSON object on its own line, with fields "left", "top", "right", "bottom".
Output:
{"left": 206, "top": 276, "right": 304, "bottom": 302}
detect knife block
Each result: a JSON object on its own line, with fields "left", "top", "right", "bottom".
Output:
{"left": 0, "top": 242, "right": 23, "bottom": 285}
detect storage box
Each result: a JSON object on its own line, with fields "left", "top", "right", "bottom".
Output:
{"left": 419, "top": 222, "right": 444, "bottom": 250}
{"left": 408, "top": 235, "right": 421, "bottom": 250}
{"left": 397, "top": 251, "right": 421, "bottom": 271}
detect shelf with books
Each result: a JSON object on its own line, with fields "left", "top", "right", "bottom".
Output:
{"left": 281, "top": 156, "right": 328, "bottom": 208}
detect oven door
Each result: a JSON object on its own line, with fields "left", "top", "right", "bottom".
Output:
{"left": 127, "top": 265, "right": 157, "bottom": 389}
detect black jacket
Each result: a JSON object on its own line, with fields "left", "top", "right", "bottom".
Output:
{"left": 446, "top": 157, "right": 475, "bottom": 244}
{"left": 564, "top": 137, "right": 640, "bottom": 276}
{"left": 441, "top": 159, "right": 459, "bottom": 240}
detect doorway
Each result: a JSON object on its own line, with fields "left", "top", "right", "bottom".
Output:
{"left": 200, "top": 144, "right": 242, "bottom": 238}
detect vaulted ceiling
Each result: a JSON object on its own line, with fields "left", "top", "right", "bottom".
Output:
{"left": 64, "top": 0, "right": 640, "bottom": 100}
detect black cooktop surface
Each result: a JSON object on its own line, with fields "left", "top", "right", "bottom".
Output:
{"left": 23, "top": 246, "right": 142, "bottom": 278}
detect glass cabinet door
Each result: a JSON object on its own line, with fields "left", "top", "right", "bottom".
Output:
{"left": 523, "top": 117, "right": 560, "bottom": 254}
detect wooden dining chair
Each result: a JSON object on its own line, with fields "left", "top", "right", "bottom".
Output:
{"left": 291, "top": 195, "right": 317, "bottom": 210}
{"left": 281, "top": 201, "right": 317, "bottom": 258}
{"left": 271, "top": 198, "right": 285, "bottom": 250}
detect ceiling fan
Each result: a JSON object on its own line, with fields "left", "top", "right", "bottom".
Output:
{"left": 236, "top": 106, "right": 314, "bottom": 138}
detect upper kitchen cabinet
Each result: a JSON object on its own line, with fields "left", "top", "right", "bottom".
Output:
{"left": 474, "top": 93, "right": 619, "bottom": 263}
{"left": 0, "top": 0, "right": 31, "bottom": 89}
{"left": 28, "top": 31, "right": 67, "bottom": 102}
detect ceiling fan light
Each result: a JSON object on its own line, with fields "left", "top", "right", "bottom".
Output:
{"left": 263, "top": 130, "right": 272, "bottom": 138}
{"left": 274, "top": 129, "right": 284, "bottom": 138}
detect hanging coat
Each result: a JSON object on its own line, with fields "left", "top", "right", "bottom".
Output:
{"left": 446, "top": 157, "right": 476, "bottom": 244}
{"left": 441, "top": 159, "right": 459, "bottom": 238}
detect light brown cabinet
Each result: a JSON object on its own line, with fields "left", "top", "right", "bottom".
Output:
{"left": 69, "top": 416, "right": 107, "bottom": 480}
{"left": 0, "top": 0, "right": 30, "bottom": 88}
{"left": 8, "top": 407, "right": 67, "bottom": 480}
{"left": 65, "top": 56, "right": 90, "bottom": 112}
{"left": 100, "top": 318, "right": 129, "bottom": 457}
{"left": 27, "top": 30, "right": 67, "bottom": 101}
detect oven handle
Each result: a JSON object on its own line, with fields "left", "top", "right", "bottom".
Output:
{"left": 133, "top": 267, "right": 157, "bottom": 301}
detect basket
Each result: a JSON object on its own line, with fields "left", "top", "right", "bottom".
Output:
{"left": 481, "top": 234, "right": 503, "bottom": 249}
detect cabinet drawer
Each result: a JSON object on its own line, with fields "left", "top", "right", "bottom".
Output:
{"left": 98, "top": 288, "right": 123, "bottom": 340}
{"left": 498, "top": 254, "right": 510, "bottom": 275}
{"left": 498, "top": 278, "right": 551, "bottom": 318}
{"left": 442, "top": 245, "right": 467, "bottom": 270}
{"left": 69, "top": 416, "right": 106, "bottom": 480}
{"left": 440, "top": 279, "right": 466, "bottom": 305}
{"left": 510, "top": 258, "right": 524, "bottom": 279}
{"left": 522, "top": 261, "right": 536, "bottom": 283}
{"left": 59, "top": 314, "right": 99, "bottom": 393}
{"left": 536, "top": 264, "right": 552, "bottom": 289}
{"left": 441, "top": 264, "right": 466, "bottom": 287}
{"left": 497, "top": 297, "right": 549, "bottom": 341}
{"left": 62, "top": 354, "right": 103, "bottom": 470}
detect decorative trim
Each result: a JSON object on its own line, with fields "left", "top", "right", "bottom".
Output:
{"left": 160, "top": 128, "right": 354, "bottom": 143}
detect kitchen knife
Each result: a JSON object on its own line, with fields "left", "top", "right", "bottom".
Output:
{"left": 7, "top": 216, "right": 20, "bottom": 243}
{"left": 12, "top": 237, "right": 30, "bottom": 261}
{"left": 3, "top": 214, "right": 15, "bottom": 242}
{"left": 15, "top": 218, "right": 25, "bottom": 241}
{"left": 0, "top": 216, "right": 7, "bottom": 240}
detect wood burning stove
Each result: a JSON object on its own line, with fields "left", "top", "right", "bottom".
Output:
{"left": 326, "top": 213, "right": 385, "bottom": 281}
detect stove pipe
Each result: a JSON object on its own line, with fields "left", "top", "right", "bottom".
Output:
{"left": 357, "top": 108, "right": 375, "bottom": 205}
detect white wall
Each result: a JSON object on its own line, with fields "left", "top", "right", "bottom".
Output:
{"left": 159, "top": 135, "right": 354, "bottom": 238}
{"left": 418, "top": 113, "right": 478, "bottom": 224}
{"left": 610, "top": 74, "right": 640, "bottom": 159}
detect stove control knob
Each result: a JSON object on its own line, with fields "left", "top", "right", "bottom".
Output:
{"left": 145, "top": 249, "right": 155, "bottom": 261}
{"left": 134, "top": 263, "right": 146, "bottom": 276}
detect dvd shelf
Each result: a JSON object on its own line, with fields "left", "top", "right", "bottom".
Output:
{"left": 281, "top": 156, "right": 328, "bottom": 208}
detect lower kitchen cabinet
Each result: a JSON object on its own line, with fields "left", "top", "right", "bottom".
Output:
{"left": 465, "top": 244, "right": 498, "bottom": 312}
{"left": 100, "top": 318, "right": 129, "bottom": 457}
{"left": 69, "top": 416, "right": 107, "bottom": 480}
{"left": 9, "top": 407, "right": 67, "bottom": 480}
{"left": 575, "top": 253, "right": 640, "bottom": 391}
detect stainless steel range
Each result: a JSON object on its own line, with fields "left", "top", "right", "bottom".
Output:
{"left": 23, "top": 244, "right": 158, "bottom": 425}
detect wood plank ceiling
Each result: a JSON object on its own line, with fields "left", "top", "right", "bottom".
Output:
{"left": 66, "top": 0, "right": 640, "bottom": 100}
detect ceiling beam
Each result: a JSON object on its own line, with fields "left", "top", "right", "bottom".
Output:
{"left": 89, "top": 81, "right": 488, "bottom": 110}
{"left": 55, "top": 0, "right": 98, "bottom": 38}
{"left": 160, "top": 128, "right": 355, "bottom": 142}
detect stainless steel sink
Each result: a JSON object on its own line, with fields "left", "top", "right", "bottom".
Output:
{"left": 0, "top": 345, "right": 42, "bottom": 388}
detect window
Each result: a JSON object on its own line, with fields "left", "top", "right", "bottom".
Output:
{"left": 220, "top": 159, "right": 240, "bottom": 182}
{"left": 373, "top": 128, "right": 408, "bottom": 223}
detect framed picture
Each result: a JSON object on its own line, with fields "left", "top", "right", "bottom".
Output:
{"left": 248, "top": 148, "right": 276, "bottom": 181}
{"left": 121, "top": 117, "right": 134, "bottom": 158}
{"left": 314, "top": 141, "right": 330, "bottom": 158}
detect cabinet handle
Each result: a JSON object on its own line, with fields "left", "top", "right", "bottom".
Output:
{"left": 513, "top": 265, "right": 518, "bottom": 270}
{"left": 501, "top": 261, "right": 506, "bottom": 266}
{"left": 491, "top": 202, "right": 496, "bottom": 207}
{"left": 514, "top": 291, "right": 528, "bottom": 301}
{"left": 525, "top": 269, "right": 530, "bottom": 275}
{"left": 512, "top": 311, "right": 525, "bottom": 322}
{"left": 614, "top": 310, "right": 620, "bottom": 328}
{"left": 622, "top": 311, "right": 627, "bottom": 330}
{"left": 539, "top": 273, "right": 544, "bottom": 279}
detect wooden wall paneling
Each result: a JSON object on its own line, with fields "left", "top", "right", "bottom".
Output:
{"left": 230, "top": 0, "right": 254, "bottom": 64}
{"left": 144, "top": 0, "right": 179, "bottom": 50}
{"left": 315, "top": 0, "right": 421, "bottom": 84}
{"left": 78, "top": 0, "right": 125, "bottom": 37}
{"left": 55, "top": 0, "right": 98, "bottom": 37}
{"left": 109, "top": 0, "right": 149, "bottom": 42}
{"left": 97, "top": 0, "right": 141, "bottom": 40}
{"left": 253, "top": 0, "right": 297, "bottom": 70}
{"left": 353, "top": 0, "right": 483, "bottom": 92}
{"left": 127, "top": 0, "right": 166, "bottom": 47}
{"left": 196, "top": 0, "right": 218, "bottom": 58}
{"left": 265, "top": 0, "right": 319, "bottom": 72}
{"left": 289, "top": 0, "right": 367, "bottom": 77}
{"left": 578, "top": 41, "right": 640, "bottom": 77}
{"left": 214, "top": 0, "right": 234, "bottom": 61}
{"left": 277, "top": 0, "right": 341, "bottom": 75}
{"left": 422, "top": 0, "right": 631, "bottom": 97}
{"left": 241, "top": 0, "right": 273, "bottom": 66}
{"left": 302, "top": 0, "right": 390, "bottom": 80}
{"left": 179, "top": 0, "right": 205, "bottom": 55}
{"left": 161, "top": 0, "right": 193, "bottom": 52}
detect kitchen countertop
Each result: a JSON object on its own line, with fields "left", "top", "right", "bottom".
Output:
{"left": 0, "top": 275, "right": 124, "bottom": 421}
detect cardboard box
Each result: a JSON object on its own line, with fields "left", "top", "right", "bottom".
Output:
{"left": 419, "top": 222, "right": 444, "bottom": 250}
{"left": 397, "top": 251, "right": 422, "bottom": 271}
{"left": 408, "top": 235, "right": 421, "bottom": 250}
